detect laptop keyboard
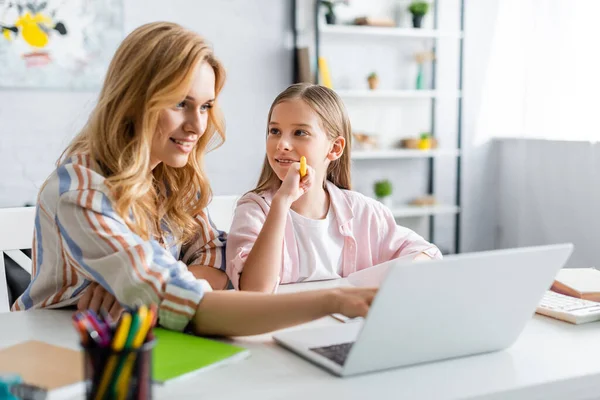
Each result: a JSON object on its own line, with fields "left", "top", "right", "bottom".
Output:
{"left": 310, "top": 342, "right": 354, "bottom": 366}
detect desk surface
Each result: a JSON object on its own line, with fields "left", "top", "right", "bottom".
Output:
{"left": 1, "top": 282, "right": 600, "bottom": 400}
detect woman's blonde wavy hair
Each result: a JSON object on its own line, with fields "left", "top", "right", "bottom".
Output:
{"left": 252, "top": 83, "right": 352, "bottom": 194}
{"left": 60, "top": 22, "right": 226, "bottom": 244}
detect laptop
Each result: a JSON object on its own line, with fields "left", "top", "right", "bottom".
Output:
{"left": 273, "top": 244, "right": 574, "bottom": 377}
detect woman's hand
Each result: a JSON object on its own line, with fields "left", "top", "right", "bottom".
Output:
{"left": 191, "top": 285, "right": 378, "bottom": 336}
{"left": 274, "top": 162, "right": 315, "bottom": 207}
{"left": 328, "top": 287, "right": 378, "bottom": 319}
{"left": 77, "top": 282, "right": 124, "bottom": 321}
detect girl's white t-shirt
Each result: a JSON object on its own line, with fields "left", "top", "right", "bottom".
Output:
{"left": 290, "top": 205, "right": 345, "bottom": 282}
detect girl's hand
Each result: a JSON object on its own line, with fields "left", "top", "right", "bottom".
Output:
{"left": 77, "top": 282, "right": 124, "bottom": 321}
{"left": 329, "top": 287, "right": 378, "bottom": 319}
{"left": 274, "top": 162, "right": 315, "bottom": 206}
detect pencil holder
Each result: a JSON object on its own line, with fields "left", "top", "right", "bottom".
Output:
{"left": 82, "top": 340, "right": 155, "bottom": 400}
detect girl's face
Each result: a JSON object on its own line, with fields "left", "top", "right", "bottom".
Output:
{"left": 150, "top": 62, "right": 215, "bottom": 170}
{"left": 267, "top": 98, "right": 344, "bottom": 183}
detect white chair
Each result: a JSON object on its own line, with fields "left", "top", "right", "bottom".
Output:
{"left": 0, "top": 207, "right": 35, "bottom": 313}
{"left": 207, "top": 195, "right": 240, "bottom": 233}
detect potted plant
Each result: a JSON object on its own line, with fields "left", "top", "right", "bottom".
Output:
{"left": 321, "top": 0, "right": 349, "bottom": 25}
{"left": 374, "top": 180, "right": 393, "bottom": 207}
{"left": 367, "top": 72, "right": 379, "bottom": 90}
{"left": 408, "top": 1, "right": 429, "bottom": 28}
{"left": 417, "top": 132, "right": 432, "bottom": 150}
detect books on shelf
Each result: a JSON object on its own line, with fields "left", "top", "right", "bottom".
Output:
{"left": 551, "top": 268, "right": 600, "bottom": 302}
{"left": 152, "top": 328, "right": 250, "bottom": 384}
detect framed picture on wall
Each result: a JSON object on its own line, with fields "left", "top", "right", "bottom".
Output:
{"left": 0, "top": 0, "right": 123, "bottom": 90}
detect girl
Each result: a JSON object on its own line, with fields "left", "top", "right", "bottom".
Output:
{"left": 227, "top": 83, "right": 442, "bottom": 293}
{"left": 12, "top": 23, "right": 376, "bottom": 336}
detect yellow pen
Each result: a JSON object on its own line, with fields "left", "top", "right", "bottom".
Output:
{"left": 115, "top": 307, "right": 151, "bottom": 399}
{"left": 300, "top": 156, "right": 307, "bottom": 177}
{"left": 94, "top": 313, "right": 132, "bottom": 400}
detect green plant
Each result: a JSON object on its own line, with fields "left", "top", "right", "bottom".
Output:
{"left": 367, "top": 72, "right": 378, "bottom": 80}
{"left": 408, "top": 1, "right": 429, "bottom": 16}
{"left": 374, "top": 180, "right": 393, "bottom": 198}
{"left": 321, "top": 0, "right": 349, "bottom": 14}
{"left": 420, "top": 132, "right": 431, "bottom": 140}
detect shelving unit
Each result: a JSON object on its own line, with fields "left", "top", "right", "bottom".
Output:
{"left": 352, "top": 148, "right": 460, "bottom": 160}
{"left": 319, "top": 23, "right": 463, "bottom": 39}
{"left": 291, "top": 0, "right": 464, "bottom": 253}
{"left": 392, "top": 204, "right": 460, "bottom": 218}
{"left": 335, "top": 90, "right": 461, "bottom": 99}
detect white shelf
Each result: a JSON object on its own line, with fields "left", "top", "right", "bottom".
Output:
{"left": 320, "top": 24, "right": 463, "bottom": 39}
{"left": 352, "top": 149, "right": 460, "bottom": 160}
{"left": 336, "top": 90, "right": 461, "bottom": 99}
{"left": 391, "top": 205, "right": 460, "bottom": 218}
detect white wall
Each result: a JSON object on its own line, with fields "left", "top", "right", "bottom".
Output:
{"left": 496, "top": 139, "right": 600, "bottom": 268}
{"left": 1, "top": 0, "right": 512, "bottom": 257}
{"left": 0, "top": 0, "right": 292, "bottom": 207}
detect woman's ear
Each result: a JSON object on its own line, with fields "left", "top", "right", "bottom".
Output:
{"left": 327, "top": 136, "right": 346, "bottom": 161}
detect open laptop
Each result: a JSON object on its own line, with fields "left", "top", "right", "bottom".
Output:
{"left": 273, "top": 244, "right": 573, "bottom": 377}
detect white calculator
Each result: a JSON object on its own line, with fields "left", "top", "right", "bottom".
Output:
{"left": 536, "top": 290, "right": 600, "bottom": 324}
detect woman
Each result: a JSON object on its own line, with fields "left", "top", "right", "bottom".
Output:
{"left": 12, "top": 22, "right": 375, "bottom": 335}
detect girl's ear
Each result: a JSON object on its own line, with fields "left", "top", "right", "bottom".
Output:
{"left": 327, "top": 136, "right": 346, "bottom": 161}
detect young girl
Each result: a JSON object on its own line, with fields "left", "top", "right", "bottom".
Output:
{"left": 227, "top": 83, "right": 442, "bottom": 292}
{"left": 12, "top": 23, "right": 376, "bottom": 336}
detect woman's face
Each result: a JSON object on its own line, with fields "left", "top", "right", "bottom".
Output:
{"left": 150, "top": 62, "right": 215, "bottom": 169}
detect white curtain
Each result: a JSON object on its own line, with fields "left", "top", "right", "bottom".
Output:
{"left": 477, "top": 0, "right": 600, "bottom": 141}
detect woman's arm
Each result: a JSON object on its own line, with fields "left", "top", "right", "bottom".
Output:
{"left": 182, "top": 209, "right": 229, "bottom": 289}
{"left": 57, "top": 186, "right": 206, "bottom": 332}
{"left": 192, "top": 287, "right": 376, "bottom": 336}
{"left": 78, "top": 276, "right": 378, "bottom": 337}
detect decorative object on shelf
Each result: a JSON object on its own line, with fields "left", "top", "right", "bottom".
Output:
{"left": 399, "top": 136, "right": 438, "bottom": 149}
{"left": 367, "top": 72, "right": 379, "bottom": 90}
{"left": 408, "top": 1, "right": 429, "bottom": 28}
{"left": 414, "top": 51, "right": 435, "bottom": 90}
{"left": 410, "top": 195, "right": 437, "bottom": 206}
{"left": 374, "top": 180, "right": 393, "bottom": 208}
{"left": 417, "top": 132, "right": 432, "bottom": 150}
{"left": 353, "top": 132, "right": 379, "bottom": 150}
{"left": 320, "top": 0, "right": 349, "bottom": 25}
{"left": 296, "top": 47, "right": 313, "bottom": 83}
{"left": 318, "top": 56, "right": 333, "bottom": 88}
{"left": 354, "top": 16, "right": 396, "bottom": 27}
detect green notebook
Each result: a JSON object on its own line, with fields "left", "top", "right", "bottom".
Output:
{"left": 152, "top": 328, "right": 250, "bottom": 384}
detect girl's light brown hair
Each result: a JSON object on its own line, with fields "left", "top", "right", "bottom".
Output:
{"left": 60, "top": 21, "right": 226, "bottom": 243}
{"left": 253, "top": 83, "right": 352, "bottom": 194}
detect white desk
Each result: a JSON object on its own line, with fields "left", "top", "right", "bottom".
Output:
{"left": 1, "top": 282, "right": 600, "bottom": 400}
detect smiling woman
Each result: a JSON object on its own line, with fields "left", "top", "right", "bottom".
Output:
{"left": 12, "top": 22, "right": 378, "bottom": 337}
{"left": 151, "top": 63, "right": 217, "bottom": 170}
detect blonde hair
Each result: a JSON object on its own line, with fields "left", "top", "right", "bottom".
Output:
{"left": 253, "top": 83, "right": 352, "bottom": 194}
{"left": 60, "top": 22, "right": 226, "bottom": 243}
